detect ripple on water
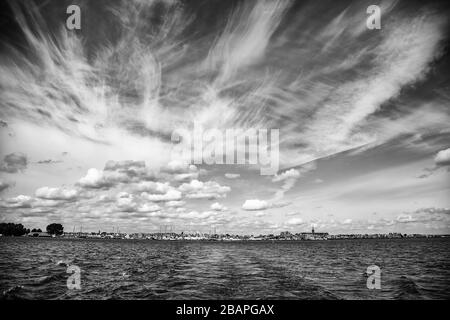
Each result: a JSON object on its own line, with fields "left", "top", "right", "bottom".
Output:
{"left": 0, "top": 238, "right": 449, "bottom": 299}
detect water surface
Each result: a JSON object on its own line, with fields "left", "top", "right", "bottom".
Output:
{"left": 1, "top": 237, "right": 448, "bottom": 299}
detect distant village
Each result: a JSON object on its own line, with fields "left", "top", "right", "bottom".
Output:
{"left": 25, "top": 226, "right": 448, "bottom": 241}
{"left": 1, "top": 222, "right": 447, "bottom": 241}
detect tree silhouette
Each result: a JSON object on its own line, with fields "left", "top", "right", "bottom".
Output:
{"left": 46, "top": 223, "right": 64, "bottom": 235}
{"left": 0, "top": 223, "right": 29, "bottom": 236}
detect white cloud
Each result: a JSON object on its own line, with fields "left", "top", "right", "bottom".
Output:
{"left": 33, "top": 199, "right": 61, "bottom": 207}
{"left": 137, "top": 203, "right": 161, "bottom": 213}
{"left": 272, "top": 168, "right": 300, "bottom": 182}
{"left": 211, "top": 202, "right": 227, "bottom": 211}
{"left": 179, "top": 180, "right": 230, "bottom": 199}
{"left": 165, "top": 200, "right": 186, "bottom": 208}
{"left": 204, "top": 0, "right": 290, "bottom": 82}
{"left": 142, "top": 189, "right": 182, "bottom": 202}
{"left": 272, "top": 168, "right": 305, "bottom": 201}
{"left": 3, "top": 195, "right": 33, "bottom": 208}
{"left": 396, "top": 214, "right": 417, "bottom": 223}
{"left": 134, "top": 181, "right": 171, "bottom": 194}
{"left": 242, "top": 199, "right": 269, "bottom": 211}
{"left": 116, "top": 195, "right": 137, "bottom": 212}
{"left": 173, "top": 172, "right": 199, "bottom": 182}
{"left": 1, "top": 2, "right": 449, "bottom": 235}
{"left": 35, "top": 186, "right": 79, "bottom": 200}
{"left": 224, "top": 173, "right": 240, "bottom": 179}
{"left": 78, "top": 168, "right": 111, "bottom": 189}
{"left": 435, "top": 148, "right": 450, "bottom": 166}
{"left": 163, "top": 161, "right": 197, "bottom": 174}
{"left": 286, "top": 217, "right": 304, "bottom": 226}
{"left": 342, "top": 219, "right": 353, "bottom": 225}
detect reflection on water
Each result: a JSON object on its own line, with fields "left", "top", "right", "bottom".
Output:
{"left": 0, "top": 238, "right": 449, "bottom": 299}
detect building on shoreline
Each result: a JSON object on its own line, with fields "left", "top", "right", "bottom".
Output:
{"left": 299, "top": 226, "right": 329, "bottom": 240}
{"left": 27, "top": 231, "right": 53, "bottom": 238}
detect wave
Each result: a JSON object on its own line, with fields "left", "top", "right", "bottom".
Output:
{"left": 392, "top": 276, "right": 423, "bottom": 299}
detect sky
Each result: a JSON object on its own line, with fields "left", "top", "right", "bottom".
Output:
{"left": 0, "top": 0, "right": 449, "bottom": 235}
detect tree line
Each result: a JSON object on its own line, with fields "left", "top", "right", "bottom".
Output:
{"left": 0, "top": 223, "right": 64, "bottom": 236}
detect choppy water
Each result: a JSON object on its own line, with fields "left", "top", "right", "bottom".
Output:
{"left": 0, "top": 237, "right": 449, "bottom": 300}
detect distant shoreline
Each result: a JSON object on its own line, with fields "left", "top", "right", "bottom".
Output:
{"left": 1, "top": 236, "right": 449, "bottom": 242}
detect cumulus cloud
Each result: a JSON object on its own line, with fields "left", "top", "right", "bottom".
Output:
{"left": 104, "top": 160, "right": 146, "bottom": 172}
{"left": 0, "top": 153, "right": 28, "bottom": 173}
{"left": 163, "top": 161, "right": 197, "bottom": 174}
{"left": 242, "top": 199, "right": 269, "bottom": 211}
{"left": 35, "top": 187, "right": 79, "bottom": 201}
{"left": 142, "top": 189, "right": 182, "bottom": 202}
{"left": 173, "top": 172, "right": 199, "bottom": 182}
{"left": 286, "top": 217, "right": 304, "bottom": 226}
{"left": 211, "top": 202, "right": 227, "bottom": 211}
{"left": 137, "top": 203, "right": 161, "bottom": 213}
{"left": 2, "top": 195, "right": 33, "bottom": 208}
{"left": 418, "top": 148, "right": 450, "bottom": 178}
{"left": 342, "top": 219, "right": 353, "bottom": 225}
{"left": 271, "top": 164, "right": 317, "bottom": 201}
{"left": 179, "top": 180, "right": 230, "bottom": 199}
{"left": 77, "top": 160, "right": 201, "bottom": 191}
{"left": 165, "top": 200, "right": 186, "bottom": 208}
{"left": 435, "top": 148, "right": 450, "bottom": 166}
{"left": 396, "top": 214, "right": 417, "bottom": 223}
{"left": 78, "top": 166, "right": 137, "bottom": 189}
{"left": 78, "top": 168, "right": 113, "bottom": 189}
{"left": 134, "top": 181, "right": 171, "bottom": 194}
{"left": 0, "top": 157, "right": 234, "bottom": 226}
{"left": 272, "top": 168, "right": 300, "bottom": 182}
{"left": 272, "top": 168, "right": 300, "bottom": 201}
{"left": 79, "top": 161, "right": 165, "bottom": 190}
{"left": 116, "top": 194, "right": 137, "bottom": 212}
{"left": 33, "top": 198, "right": 62, "bottom": 208}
